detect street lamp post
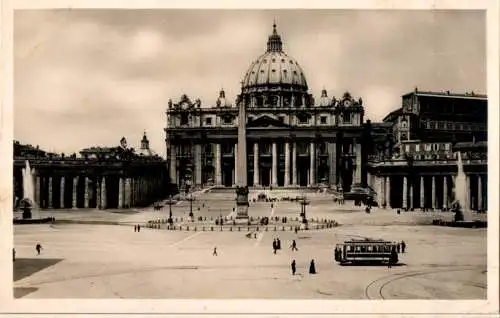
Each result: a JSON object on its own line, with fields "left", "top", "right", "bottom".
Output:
{"left": 300, "top": 195, "right": 310, "bottom": 221}
{"left": 187, "top": 193, "right": 194, "bottom": 219}
{"left": 168, "top": 195, "right": 173, "bottom": 221}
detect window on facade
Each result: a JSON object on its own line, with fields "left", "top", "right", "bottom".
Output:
{"left": 223, "top": 117, "right": 232, "bottom": 125}
{"left": 181, "top": 114, "right": 189, "bottom": 125}
{"left": 205, "top": 117, "right": 212, "bottom": 125}
{"left": 405, "top": 145, "right": 410, "bottom": 152}
{"left": 415, "top": 144, "right": 420, "bottom": 152}
{"left": 445, "top": 143, "right": 450, "bottom": 151}
{"left": 298, "top": 114, "right": 309, "bottom": 124}
{"left": 425, "top": 144, "right": 431, "bottom": 151}
{"left": 320, "top": 116, "right": 327, "bottom": 124}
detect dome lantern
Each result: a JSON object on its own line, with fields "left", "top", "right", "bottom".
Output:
{"left": 267, "top": 22, "right": 283, "bottom": 52}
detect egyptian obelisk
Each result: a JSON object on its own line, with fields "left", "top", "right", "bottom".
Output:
{"left": 235, "top": 96, "right": 249, "bottom": 219}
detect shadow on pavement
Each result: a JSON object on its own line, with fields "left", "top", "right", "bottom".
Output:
{"left": 14, "top": 287, "right": 39, "bottom": 298}
{"left": 339, "top": 262, "right": 407, "bottom": 267}
{"left": 14, "top": 258, "right": 63, "bottom": 282}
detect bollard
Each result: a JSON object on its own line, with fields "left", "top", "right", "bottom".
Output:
{"left": 211, "top": 227, "right": 214, "bottom": 231}
{"left": 282, "top": 226, "right": 285, "bottom": 231}
{"left": 266, "top": 227, "right": 268, "bottom": 231}
{"left": 187, "top": 226, "right": 189, "bottom": 231}
{"left": 220, "top": 226, "right": 223, "bottom": 231}
{"left": 247, "top": 227, "right": 250, "bottom": 231}
{"left": 180, "top": 226, "right": 182, "bottom": 231}
{"left": 274, "top": 226, "right": 277, "bottom": 231}
{"left": 238, "top": 227, "right": 241, "bottom": 231}
{"left": 203, "top": 226, "right": 205, "bottom": 231}
{"left": 181, "top": 217, "right": 183, "bottom": 222}
{"left": 194, "top": 226, "right": 197, "bottom": 231}
{"left": 230, "top": 227, "right": 232, "bottom": 231}
{"left": 256, "top": 226, "right": 259, "bottom": 231}
{"left": 290, "top": 226, "right": 293, "bottom": 231}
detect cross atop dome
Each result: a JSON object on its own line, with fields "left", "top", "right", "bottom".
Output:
{"left": 267, "top": 21, "right": 283, "bottom": 52}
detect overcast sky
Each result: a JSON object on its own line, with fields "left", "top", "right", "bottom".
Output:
{"left": 14, "top": 9, "right": 486, "bottom": 157}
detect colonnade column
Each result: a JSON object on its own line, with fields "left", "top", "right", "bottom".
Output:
{"left": 101, "top": 177, "right": 107, "bottom": 210}
{"left": 385, "top": 176, "right": 391, "bottom": 208}
{"left": 284, "top": 142, "right": 290, "bottom": 187}
{"left": 466, "top": 174, "right": 471, "bottom": 210}
{"left": 477, "top": 175, "right": 483, "bottom": 211}
{"left": 272, "top": 142, "right": 278, "bottom": 187}
{"left": 309, "top": 142, "right": 315, "bottom": 186}
{"left": 402, "top": 176, "right": 408, "bottom": 209}
{"left": 84, "top": 177, "right": 90, "bottom": 208}
{"left": 195, "top": 144, "right": 202, "bottom": 188}
{"left": 443, "top": 176, "right": 448, "bottom": 210}
{"left": 377, "top": 176, "right": 385, "bottom": 207}
{"left": 72, "top": 176, "right": 78, "bottom": 209}
{"left": 292, "top": 142, "right": 298, "bottom": 186}
{"left": 431, "top": 176, "right": 436, "bottom": 210}
{"left": 48, "top": 177, "right": 53, "bottom": 208}
{"left": 215, "top": 143, "right": 222, "bottom": 186}
{"left": 253, "top": 142, "right": 259, "bottom": 186}
{"left": 125, "top": 178, "right": 132, "bottom": 208}
{"left": 60, "top": 177, "right": 65, "bottom": 208}
{"left": 96, "top": 179, "right": 101, "bottom": 209}
{"left": 119, "top": 177, "right": 125, "bottom": 209}
{"left": 420, "top": 176, "right": 425, "bottom": 209}
{"left": 35, "top": 176, "right": 41, "bottom": 207}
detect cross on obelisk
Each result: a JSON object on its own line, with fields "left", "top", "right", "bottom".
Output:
{"left": 235, "top": 97, "right": 249, "bottom": 219}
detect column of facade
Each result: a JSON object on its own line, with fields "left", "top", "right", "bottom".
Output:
{"left": 35, "top": 175, "right": 41, "bottom": 207}
{"left": 377, "top": 176, "right": 384, "bottom": 207}
{"left": 60, "top": 177, "right": 65, "bottom": 209}
{"left": 215, "top": 143, "right": 222, "bottom": 186}
{"left": 443, "top": 176, "right": 448, "bottom": 210}
{"left": 402, "top": 176, "right": 408, "bottom": 209}
{"left": 195, "top": 144, "right": 202, "bottom": 188}
{"left": 48, "top": 176, "right": 53, "bottom": 208}
{"left": 328, "top": 142, "right": 337, "bottom": 188}
{"left": 354, "top": 142, "right": 362, "bottom": 185}
{"left": 284, "top": 142, "right": 290, "bottom": 187}
{"left": 84, "top": 177, "right": 90, "bottom": 208}
{"left": 272, "top": 142, "right": 278, "bottom": 187}
{"left": 234, "top": 144, "right": 238, "bottom": 186}
{"left": 409, "top": 181, "right": 414, "bottom": 209}
{"left": 431, "top": 176, "right": 436, "bottom": 210}
{"left": 101, "top": 177, "right": 107, "bottom": 210}
{"left": 169, "top": 144, "right": 177, "bottom": 185}
{"left": 253, "top": 142, "right": 259, "bottom": 186}
{"left": 72, "top": 176, "right": 78, "bottom": 209}
{"left": 385, "top": 176, "right": 391, "bottom": 208}
{"left": 477, "top": 174, "right": 483, "bottom": 211}
{"left": 292, "top": 142, "right": 298, "bottom": 186}
{"left": 367, "top": 172, "right": 371, "bottom": 188}
{"left": 309, "top": 142, "right": 315, "bottom": 186}
{"left": 420, "top": 176, "right": 425, "bottom": 209}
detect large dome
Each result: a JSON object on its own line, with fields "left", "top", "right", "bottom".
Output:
{"left": 241, "top": 24, "right": 308, "bottom": 92}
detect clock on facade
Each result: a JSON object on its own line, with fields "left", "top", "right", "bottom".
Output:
{"left": 343, "top": 99, "right": 352, "bottom": 107}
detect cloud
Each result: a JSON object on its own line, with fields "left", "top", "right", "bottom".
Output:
{"left": 14, "top": 9, "right": 486, "bottom": 157}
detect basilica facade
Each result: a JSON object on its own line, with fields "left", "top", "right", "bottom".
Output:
{"left": 165, "top": 24, "right": 368, "bottom": 192}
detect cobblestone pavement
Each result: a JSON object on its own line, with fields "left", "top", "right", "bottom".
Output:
{"left": 13, "top": 197, "right": 487, "bottom": 299}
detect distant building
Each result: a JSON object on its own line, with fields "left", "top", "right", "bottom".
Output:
{"left": 367, "top": 89, "right": 487, "bottom": 211}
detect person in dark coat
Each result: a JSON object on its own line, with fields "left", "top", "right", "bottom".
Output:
{"left": 401, "top": 240, "right": 406, "bottom": 253}
{"left": 213, "top": 247, "right": 218, "bottom": 256}
{"left": 291, "top": 260, "right": 296, "bottom": 275}
{"left": 273, "top": 239, "right": 277, "bottom": 254}
{"left": 276, "top": 238, "right": 281, "bottom": 250}
{"left": 309, "top": 259, "right": 316, "bottom": 274}
{"left": 13, "top": 248, "right": 16, "bottom": 262}
{"left": 35, "top": 243, "right": 42, "bottom": 255}
{"left": 290, "top": 240, "right": 298, "bottom": 251}
{"left": 137, "top": 225, "right": 141, "bottom": 232}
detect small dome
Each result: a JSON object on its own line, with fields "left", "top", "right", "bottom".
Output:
{"left": 241, "top": 23, "right": 308, "bottom": 92}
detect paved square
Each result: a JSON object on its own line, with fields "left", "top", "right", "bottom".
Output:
{"left": 13, "top": 192, "right": 487, "bottom": 299}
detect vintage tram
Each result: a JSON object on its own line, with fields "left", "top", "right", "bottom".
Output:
{"left": 334, "top": 239, "right": 399, "bottom": 265}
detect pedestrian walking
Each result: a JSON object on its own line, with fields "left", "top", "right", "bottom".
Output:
{"left": 290, "top": 240, "right": 298, "bottom": 251}
{"left": 396, "top": 243, "right": 401, "bottom": 253}
{"left": 277, "top": 238, "right": 281, "bottom": 250}
{"left": 213, "top": 247, "right": 218, "bottom": 256}
{"left": 401, "top": 240, "right": 406, "bottom": 253}
{"left": 273, "top": 239, "right": 277, "bottom": 254}
{"left": 137, "top": 225, "right": 141, "bottom": 232}
{"left": 291, "top": 260, "right": 296, "bottom": 275}
{"left": 309, "top": 259, "right": 316, "bottom": 274}
{"left": 294, "top": 226, "right": 298, "bottom": 234}
{"left": 35, "top": 243, "right": 42, "bottom": 255}
{"left": 134, "top": 225, "right": 137, "bottom": 232}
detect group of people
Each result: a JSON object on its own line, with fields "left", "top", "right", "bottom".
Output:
{"left": 272, "top": 237, "right": 282, "bottom": 254}
{"left": 291, "top": 259, "right": 316, "bottom": 275}
{"left": 134, "top": 225, "right": 142, "bottom": 232}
